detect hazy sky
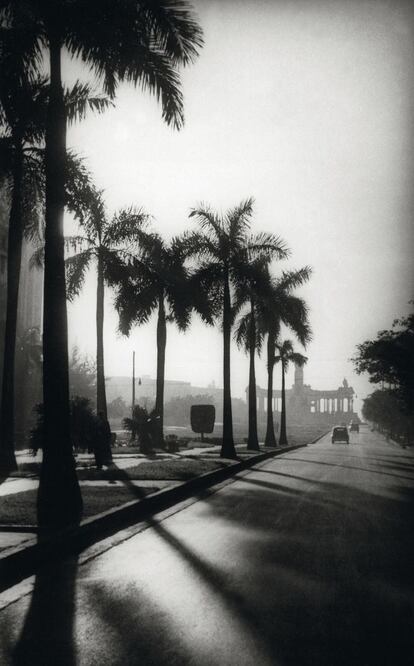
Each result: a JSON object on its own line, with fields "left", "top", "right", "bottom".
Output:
{"left": 63, "top": 0, "right": 414, "bottom": 410}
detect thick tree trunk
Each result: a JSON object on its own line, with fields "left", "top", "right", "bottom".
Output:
{"left": 279, "top": 361, "right": 288, "bottom": 446}
{"left": 264, "top": 331, "right": 277, "bottom": 447}
{"left": 154, "top": 293, "right": 166, "bottom": 449}
{"left": 247, "top": 300, "right": 259, "bottom": 451}
{"left": 0, "top": 141, "right": 23, "bottom": 475}
{"left": 37, "top": 35, "right": 82, "bottom": 530}
{"left": 96, "top": 253, "right": 107, "bottom": 418}
{"left": 221, "top": 273, "right": 236, "bottom": 459}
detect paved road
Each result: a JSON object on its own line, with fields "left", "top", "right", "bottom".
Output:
{"left": 1, "top": 426, "right": 413, "bottom": 665}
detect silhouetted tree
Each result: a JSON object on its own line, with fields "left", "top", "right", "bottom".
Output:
{"left": 188, "top": 199, "right": 288, "bottom": 458}
{"left": 65, "top": 187, "right": 148, "bottom": 419}
{"left": 234, "top": 261, "right": 275, "bottom": 451}
{"left": 353, "top": 306, "right": 414, "bottom": 443}
{"left": 116, "top": 233, "right": 206, "bottom": 448}
{"left": 274, "top": 340, "right": 307, "bottom": 446}
{"left": 0, "top": 25, "right": 109, "bottom": 475}
{"left": 68, "top": 347, "right": 96, "bottom": 405}
{"left": 257, "top": 268, "right": 312, "bottom": 446}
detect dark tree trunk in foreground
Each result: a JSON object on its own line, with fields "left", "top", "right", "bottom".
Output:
{"left": 265, "top": 331, "right": 277, "bottom": 447}
{"left": 279, "top": 362, "right": 288, "bottom": 446}
{"left": 96, "top": 253, "right": 107, "bottom": 418}
{"left": 247, "top": 299, "right": 259, "bottom": 451}
{"left": 221, "top": 273, "right": 236, "bottom": 458}
{"left": 37, "top": 34, "right": 82, "bottom": 530}
{"left": 0, "top": 140, "right": 23, "bottom": 475}
{"left": 154, "top": 293, "right": 166, "bottom": 448}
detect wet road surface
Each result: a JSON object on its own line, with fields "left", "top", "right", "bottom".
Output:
{"left": 1, "top": 426, "right": 413, "bottom": 665}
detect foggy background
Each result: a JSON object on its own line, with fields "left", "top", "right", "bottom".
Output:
{"left": 62, "top": 0, "right": 414, "bottom": 411}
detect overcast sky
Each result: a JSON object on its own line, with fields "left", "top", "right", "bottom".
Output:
{"left": 63, "top": 0, "right": 414, "bottom": 410}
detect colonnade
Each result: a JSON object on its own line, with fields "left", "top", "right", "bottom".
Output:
{"left": 255, "top": 393, "right": 354, "bottom": 414}
{"left": 310, "top": 396, "right": 354, "bottom": 414}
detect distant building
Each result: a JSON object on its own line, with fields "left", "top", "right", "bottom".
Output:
{"left": 250, "top": 364, "right": 358, "bottom": 426}
{"left": 106, "top": 374, "right": 224, "bottom": 406}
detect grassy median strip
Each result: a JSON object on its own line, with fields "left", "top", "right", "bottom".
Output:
{"left": 76, "top": 458, "right": 231, "bottom": 481}
{"left": 0, "top": 485, "right": 160, "bottom": 527}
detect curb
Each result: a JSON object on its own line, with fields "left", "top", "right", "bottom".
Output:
{"left": 0, "top": 443, "right": 306, "bottom": 592}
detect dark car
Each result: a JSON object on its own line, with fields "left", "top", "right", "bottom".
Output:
{"left": 331, "top": 426, "right": 349, "bottom": 444}
{"left": 349, "top": 422, "right": 359, "bottom": 433}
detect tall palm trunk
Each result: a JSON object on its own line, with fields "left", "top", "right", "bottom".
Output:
{"left": 0, "top": 139, "right": 23, "bottom": 475}
{"left": 279, "top": 361, "right": 288, "bottom": 446}
{"left": 265, "top": 330, "right": 277, "bottom": 446}
{"left": 222, "top": 271, "right": 236, "bottom": 458}
{"left": 37, "top": 33, "right": 82, "bottom": 529}
{"left": 96, "top": 252, "right": 107, "bottom": 418}
{"left": 247, "top": 298, "right": 259, "bottom": 451}
{"left": 154, "top": 292, "right": 166, "bottom": 448}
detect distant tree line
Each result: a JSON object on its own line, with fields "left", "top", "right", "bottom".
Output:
{"left": 352, "top": 306, "right": 414, "bottom": 444}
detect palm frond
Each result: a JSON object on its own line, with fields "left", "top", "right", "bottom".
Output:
{"left": 65, "top": 235, "right": 91, "bottom": 254}
{"left": 190, "top": 263, "right": 224, "bottom": 320}
{"left": 101, "top": 247, "right": 132, "bottom": 289}
{"left": 189, "top": 204, "right": 223, "bottom": 239}
{"left": 277, "top": 266, "right": 313, "bottom": 292}
{"left": 65, "top": 249, "right": 93, "bottom": 301}
{"left": 226, "top": 197, "right": 254, "bottom": 246}
{"left": 64, "top": 80, "right": 113, "bottom": 124}
{"left": 245, "top": 231, "right": 290, "bottom": 262}
{"left": 166, "top": 289, "right": 191, "bottom": 331}
{"left": 140, "top": 0, "right": 204, "bottom": 66}
{"left": 64, "top": 151, "right": 97, "bottom": 223}
{"left": 67, "top": 26, "right": 185, "bottom": 128}
{"left": 115, "top": 278, "right": 158, "bottom": 335}
{"left": 29, "top": 244, "right": 44, "bottom": 270}
{"left": 291, "top": 352, "right": 308, "bottom": 366}
{"left": 179, "top": 229, "right": 219, "bottom": 261}
{"left": 104, "top": 206, "right": 150, "bottom": 248}
{"left": 279, "top": 295, "right": 312, "bottom": 347}
{"left": 234, "top": 312, "right": 251, "bottom": 352}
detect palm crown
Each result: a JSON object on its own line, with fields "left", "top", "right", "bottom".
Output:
{"left": 1, "top": 0, "right": 203, "bottom": 129}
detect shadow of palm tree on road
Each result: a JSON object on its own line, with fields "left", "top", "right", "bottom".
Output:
{"left": 12, "top": 556, "right": 78, "bottom": 666}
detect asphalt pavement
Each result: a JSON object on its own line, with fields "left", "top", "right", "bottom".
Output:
{"left": 0, "top": 426, "right": 413, "bottom": 665}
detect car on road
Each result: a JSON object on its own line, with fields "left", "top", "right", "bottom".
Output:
{"left": 331, "top": 426, "right": 349, "bottom": 444}
{"left": 349, "top": 421, "right": 359, "bottom": 433}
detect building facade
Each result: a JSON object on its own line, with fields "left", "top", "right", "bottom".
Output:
{"left": 249, "top": 365, "right": 358, "bottom": 426}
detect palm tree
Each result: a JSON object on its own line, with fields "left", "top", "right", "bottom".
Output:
{"left": 234, "top": 260, "right": 274, "bottom": 451}
{"left": 259, "top": 268, "right": 312, "bottom": 447}
{"left": 115, "top": 233, "right": 206, "bottom": 448}
{"left": 64, "top": 188, "right": 148, "bottom": 419}
{"left": 274, "top": 340, "right": 307, "bottom": 446}
{"left": 1, "top": 1, "right": 203, "bottom": 527}
{"left": 188, "top": 199, "right": 289, "bottom": 458}
{"left": 0, "top": 24, "right": 110, "bottom": 475}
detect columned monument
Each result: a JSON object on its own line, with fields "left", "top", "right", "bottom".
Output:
{"left": 248, "top": 365, "right": 358, "bottom": 426}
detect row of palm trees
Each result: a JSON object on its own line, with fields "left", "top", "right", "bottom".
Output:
{"left": 0, "top": 0, "right": 204, "bottom": 528}
{"left": 61, "top": 186, "right": 311, "bottom": 460}
{"left": 0, "top": 1, "right": 311, "bottom": 530}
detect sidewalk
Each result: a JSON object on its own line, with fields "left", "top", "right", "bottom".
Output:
{"left": 0, "top": 435, "right": 328, "bottom": 592}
